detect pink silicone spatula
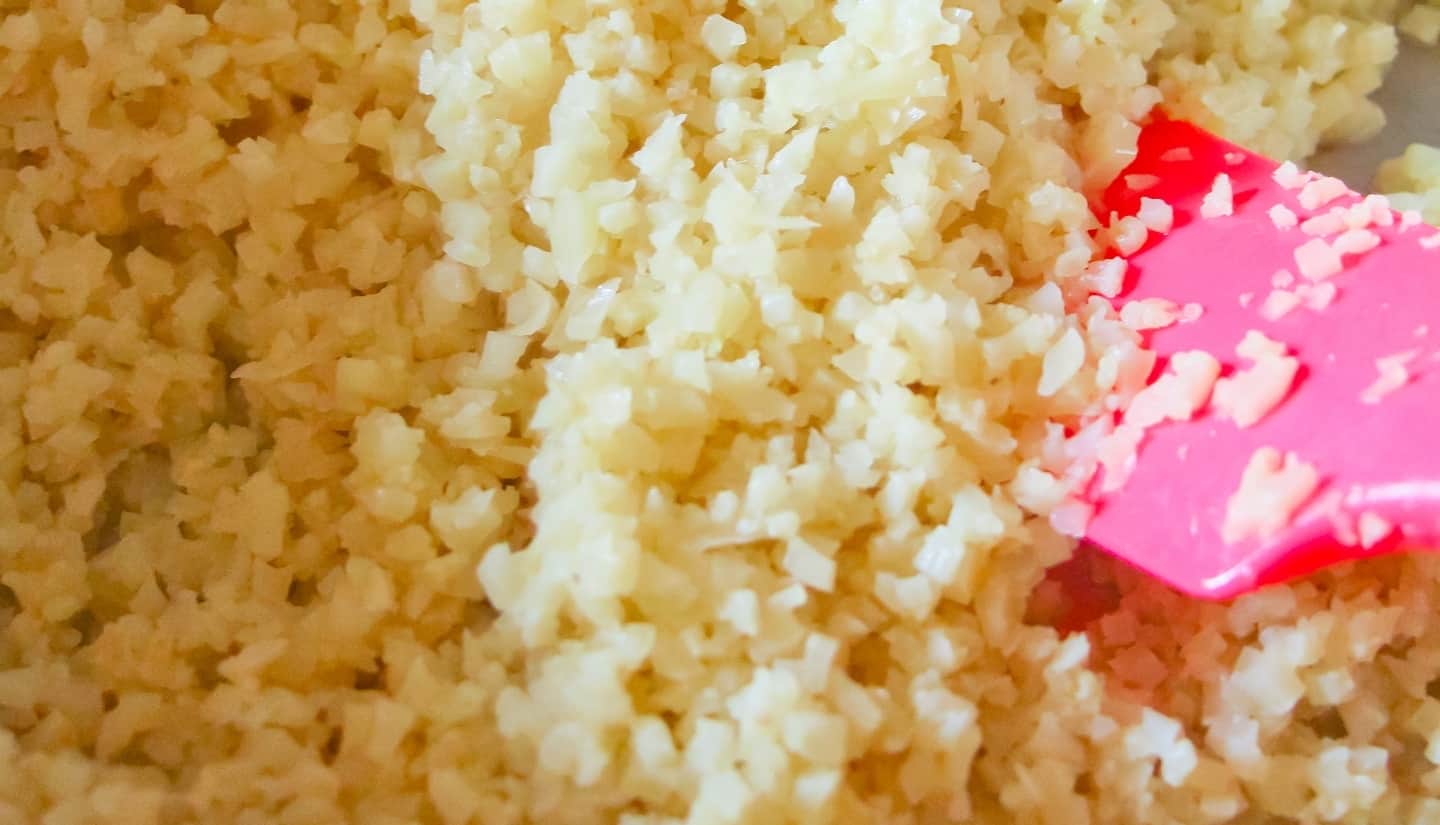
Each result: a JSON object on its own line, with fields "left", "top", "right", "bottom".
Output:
{"left": 1077, "top": 116, "right": 1440, "bottom": 601}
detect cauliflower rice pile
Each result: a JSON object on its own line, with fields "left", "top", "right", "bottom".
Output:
{"left": 7, "top": 0, "right": 1440, "bottom": 822}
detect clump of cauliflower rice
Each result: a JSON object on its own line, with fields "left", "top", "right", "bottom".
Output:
{"left": 1378, "top": 143, "right": 1440, "bottom": 222}
{"left": 4, "top": 0, "right": 1440, "bottom": 822}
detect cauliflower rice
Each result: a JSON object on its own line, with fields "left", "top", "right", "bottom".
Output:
{"left": 5, "top": 0, "right": 1440, "bottom": 822}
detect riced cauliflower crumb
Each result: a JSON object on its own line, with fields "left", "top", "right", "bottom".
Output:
{"left": 1222, "top": 448, "right": 1320, "bottom": 544}
{"left": 1039, "top": 328, "right": 1088, "bottom": 397}
{"left": 1301, "top": 281, "right": 1339, "bottom": 311}
{"left": 1270, "top": 204, "right": 1300, "bottom": 229}
{"left": 1120, "top": 298, "right": 1184, "bottom": 330}
{"left": 1125, "top": 351, "right": 1222, "bottom": 429}
{"left": 1111, "top": 216, "right": 1151, "bottom": 256}
{"left": 1301, "top": 210, "right": 1348, "bottom": 236}
{"left": 700, "top": 15, "right": 748, "bottom": 61}
{"left": 1137, "top": 197, "right": 1176, "bottom": 234}
{"left": 4, "top": 0, "right": 1440, "bottom": 822}
{"left": 1212, "top": 331, "right": 1300, "bottom": 428}
{"left": 1261, "top": 289, "right": 1304, "bottom": 320}
{"left": 1050, "top": 498, "right": 1096, "bottom": 538}
{"left": 1358, "top": 511, "right": 1396, "bottom": 549}
{"left": 1333, "top": 228, "right": 1382, "bottom": 255}
{"left": 1274, "top": 161, "right": 1311, "bottom": 190}
{"left": 1378, "top": 143, "right": 1440, "bottom": 222}
{"left": 1261, "top": 276, "right": 1338, "bottom": 319}
{"left": 1295, "top": 237, "right": 1345, "bottom": 280}
{"left": 1298, "top": 176, "right": 1352, "bottom": 211}
{"left": 1098, "top": 423, "right": 1146, "bottom": 494}
{"left": 1361, "top": 350, "right": 1418, "bottom": 404}
{"left": 1201, "top": 173, "right": 1235, "bottom": 218}
{"left": 1402, "top": 4, "right": 1440, "bottom": 44}
{"left": 1125, "top": 708, "right": 1199, "bottom": 786}
{"left": 1082, "top": 257, "right": 1129, "bottom": 298}
{"left": 1127, "top": 173, "right": 1161, "bottom": 192}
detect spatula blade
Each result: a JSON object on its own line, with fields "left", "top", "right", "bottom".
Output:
{"left": 1082, "top": 118, "right": 1440, "bottom": 600}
